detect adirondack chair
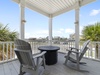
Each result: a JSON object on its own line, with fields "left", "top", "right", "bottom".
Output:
{"left": 64, "top": 40, "right": 90, "bottom": 71}
{"left": 14, "top": 39, "right": 46, "bottom": 75}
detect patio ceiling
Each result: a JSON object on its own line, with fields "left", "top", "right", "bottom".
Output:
{"left": 12, "top": 0, "right": 95, "bottom": 17}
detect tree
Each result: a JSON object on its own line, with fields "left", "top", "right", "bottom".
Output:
{"left": 82, "top": 22, "right": 100, "bottom": 41}
{"left": 82, "top": 22, "right": 100, "bottom": 58}
{"left": 0, "top": 23, "right": 17, "bottom": 41}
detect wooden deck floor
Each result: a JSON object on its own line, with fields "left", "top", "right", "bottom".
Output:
{"left": 0, "top": 53, "right": 100, "bottom": 75}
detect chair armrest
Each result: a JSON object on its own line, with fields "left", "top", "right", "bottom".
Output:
{"left": 66, "top": 50, "right": 80, "bottom": 54}
{"left": 14, "top": 48, "right": 31, "bottom": 52}
{"left": 33, "top": 51, "right": 46, "bottom": 68}
{"left": 33, "top": 51, "right": 46, "bottom": 59}
{"left": 69, "top": 47, "right": 80, "bottom": 51}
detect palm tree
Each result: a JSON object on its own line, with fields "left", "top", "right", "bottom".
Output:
{"left": 0, "top": 23, "right": 17, "bottom": 41}
{"left": 82, "top": 22, "right": 100, "bottom": 58}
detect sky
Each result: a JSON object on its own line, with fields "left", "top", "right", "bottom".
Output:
{"left": 0, "top": 0, "right": 100, "bottom": 39}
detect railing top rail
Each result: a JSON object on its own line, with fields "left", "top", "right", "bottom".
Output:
{"left": 0, "top": 41, "right": 14, "bottom": 43}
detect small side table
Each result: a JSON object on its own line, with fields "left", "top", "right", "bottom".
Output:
{"left": 38, "top": 46, "right": 60, "bottom": 65}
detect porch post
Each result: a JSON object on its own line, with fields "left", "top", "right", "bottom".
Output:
{"left": 19, "top": 0, "right": 25, "bottom": 39}
{"left": 75, "top": 2, "right": 80, "bottom": 48}
{"left": 49, "top": 15, "right": 52, "bottom": 45}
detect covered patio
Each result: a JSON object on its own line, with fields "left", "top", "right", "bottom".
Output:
{"left": 12, "top": 0, "right": 96, "bottom": 48}
{"left": 1, "top": 0, "right": 100, "bottom": 75}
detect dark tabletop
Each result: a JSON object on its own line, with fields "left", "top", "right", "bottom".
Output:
{"left": 38, "top": 46, "right": 60, "bottom": 51}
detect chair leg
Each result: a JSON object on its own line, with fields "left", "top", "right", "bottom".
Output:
{"left": 19, "top": 64, "right": 25, "bottom": 75}
{"left": 64, "top": 56, "right": 68, "bottom": 65}
{"left": 76, "top": 53, "right": 80, "bottom": 71}
{"left": 35, "top": 68, "right": 39, "bottom": 75}
{"left": 42, "top": 55, "right": 46, "bottom": 69}
{"left": 19, "top": 65, "right": 23, "bottom": 75}
{"left": 64, "top": 51, "right": 71, "bottom": 65}
{"left": 77, "top": 61, "right": 80, "bottom": 71}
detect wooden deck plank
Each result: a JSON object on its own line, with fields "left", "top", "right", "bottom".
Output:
{"left": 3, "top": 62, "right": 12, "bottom": 75}
{"left": 7, "top": 61, "right": 18, "bottom": 75}
{"left": 11, "top": 60, "right": 20, "bottom": 73}
{"left": 0, "top": 64, "right": 5, "bottom": 75}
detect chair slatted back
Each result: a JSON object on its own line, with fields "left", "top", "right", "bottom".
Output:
{"left": 14, "top": 39, "right": 32, "bottom": 53}
{"left": 15, "top": 49, "right": 35, "bottom": 68}
{"left": 14, "top": 39, "right": 35, "bottom": 68}
{"left": 79, "top": 40, "right": 90, "bottom": 61}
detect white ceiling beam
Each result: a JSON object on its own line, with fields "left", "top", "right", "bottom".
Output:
{"left": 12, "top": 0, "right": 50, "bottom": 17}
{"left": 12, "top": 0, "right": 19, "bottom": 3}
{"left": 80, "top": 0, "right": 96, "bottom": 6}
{"left": 52, "top": 4, "right": 77, "bottom": 17}
{"left": 53, "top": 0, "right": 96, "bottom": 17}
{"left": 26, "top": 2, "right": 49, "bottom": 17}
{"left": 12, "top": 0, "right": 96, "bottom": 18}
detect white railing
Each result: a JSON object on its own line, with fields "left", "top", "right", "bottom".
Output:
{"left": 0, "top": 42, "right": 15, "bottom": 63}
{"left": 0, "top": 40, "right": 100, "bottom": 63}
{"left": 80, "top": 41, "right": 100, "bottom": 59}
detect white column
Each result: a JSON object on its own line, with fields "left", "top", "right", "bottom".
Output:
{"left": 75, "top": 8, "right": 80, "bottom": 49}
{"left": 19, "top": 0, "right": 25, "bottom": 39}
{"left": 49, "top": 15, "right": 52, "bottom": 45}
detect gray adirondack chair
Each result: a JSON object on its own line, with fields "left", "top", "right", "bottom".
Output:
{"left": 14, "top": 39, "right": 46, "bottom": 75}
{"left": 64, "top": 40, "right": 90, "bottom": 71}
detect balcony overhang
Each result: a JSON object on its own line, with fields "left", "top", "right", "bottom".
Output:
{"left": 12, "top": 0, "right": 96, "bottom": 18}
